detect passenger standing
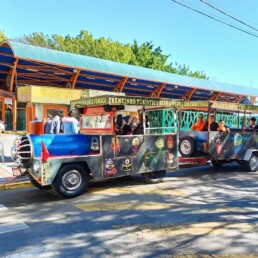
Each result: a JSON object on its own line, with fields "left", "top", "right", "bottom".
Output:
{"left": 61, "top": 111, "right": 78, "bottom": 134}
{"left": 44, "top": 115, "right": 54, "bottom": 134}
{"left": 53, "top": 115, "right": 61, "bottom": 134}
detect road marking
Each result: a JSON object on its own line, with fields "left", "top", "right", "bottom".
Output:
{"left": 4, "top": 245, "right": 59, "bottom": 257}
{"left": 0, "top": 204, "right": 29, "bottom": 235}
{"left": 115, "top": 221, "right": 258, "bottom": 237}
{"left": 0, "top": 204, "right": 7, "bottom": 210}
{"left": 87, "top": 187, "right": 189, "bottom": 197}
{"left": 0, "top": 222, "right": 29, "bottom": 234}
{"left": 76, "top": 201, "right": 180, "bottom": 211}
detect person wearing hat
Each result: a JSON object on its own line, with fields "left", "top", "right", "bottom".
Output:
{"left": 247, "top": 117, "right": 258, "bottom": 131}
{"left": 117, "top": 115, "right": 132, "bottom": 135}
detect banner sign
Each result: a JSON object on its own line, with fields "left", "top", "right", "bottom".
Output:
{"left": 71, "top": 95, "right": 182, "bottom": 108}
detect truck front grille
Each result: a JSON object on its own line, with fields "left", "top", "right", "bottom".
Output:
{"left": 11, "top": 135, "right": 33, "bottom": 167}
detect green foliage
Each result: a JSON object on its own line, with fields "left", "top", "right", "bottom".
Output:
{"left": 0, "top": 30, "right": 7, "bottom": 44}
{"left": 16, "top": 30, "right": 208, "bottom": 79}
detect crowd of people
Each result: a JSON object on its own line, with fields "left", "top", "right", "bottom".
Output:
{"left": 41, "top": 111, "right": 258, "bottom": 135}
{"left": 191, "top": 113, "right": 231, "bottom": 132}
{"left": 43, "top": 111, "right": 79, "bottom": 134}
{"left": 191, "top": 113, "right": 258, "bottom": 132}
{"left": 116, "top": 112, "right": 150, "bottom": 135}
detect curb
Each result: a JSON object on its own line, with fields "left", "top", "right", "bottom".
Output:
{"left": 0, "top": 181, "right": 32, "bottom": 190}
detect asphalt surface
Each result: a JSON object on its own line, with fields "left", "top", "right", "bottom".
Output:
{"left": 1, "top": 165, "right": 258, "bottom": 257}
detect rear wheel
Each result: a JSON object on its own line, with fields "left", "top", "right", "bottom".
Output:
{"left": 179, "top": 136, "right": 196, "bottom": 157}
{"left": 52, "top": 164, "right": 89, "bottom": 198}
{"left": 142, "top": 170, "right": 166, "bottom": 184}
{"left": 244, "top": 155, "right": 258, "bottom": 172}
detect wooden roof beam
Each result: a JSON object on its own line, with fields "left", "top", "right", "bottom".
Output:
{"left": 149, "top": 83, "right": 166, "bottom": 98}
{"left": 19, "top": 59, "right": 74, "bottom": 75}
{"left": 210, "top": 91, "right": 222, "bottom": 101}
{"left": 113, "top": 77, "right": 128, "bottom": 92}
{"left": 183, "top": 88, "right": 196, "bottom": 101}
{"left": 9, "top": 58, "right": 19, "bottom": 92}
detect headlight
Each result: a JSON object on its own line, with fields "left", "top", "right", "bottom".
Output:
{"left": 32, "top": 160, "right": 41, "bottom": 174}
{"left": 11, "top": 145, "right": 18, "bottom": 161}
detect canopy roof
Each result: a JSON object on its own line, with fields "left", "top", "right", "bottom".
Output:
{"left": 0, "top": 40, "right": 257, "bottom": 103}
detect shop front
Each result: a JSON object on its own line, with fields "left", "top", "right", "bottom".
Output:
{"left": 17, "top": 86, "right": 82, "bottom": 133}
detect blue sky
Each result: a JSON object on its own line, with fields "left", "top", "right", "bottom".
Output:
{"left": 1, "top": 0, "right": 257, "bottom": 88}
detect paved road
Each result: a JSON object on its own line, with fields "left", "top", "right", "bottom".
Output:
{"left": 1, "top": 164, "right": 258, "bottom": 257}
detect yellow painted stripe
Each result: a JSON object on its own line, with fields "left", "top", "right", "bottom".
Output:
{"left": 75, "top": 201, "right": 178, "bottom": 211}
{"left": 76, "top": 201, "right": 252, "bottom": 214}
{"left": 87, "top": 187, "right": 189, "bottom": 197}
{"left": 113, "top": 222, "right": 257, "bottom": 236}
{"left": 0, "top": 182, "right": 32, "bottom": 190}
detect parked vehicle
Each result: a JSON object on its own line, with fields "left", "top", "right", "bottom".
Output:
{"left": 11, "top": 95, "right": 179, "bottom": 198}
{"left": 176, "top": 100, "right": 258, "bottom": 171}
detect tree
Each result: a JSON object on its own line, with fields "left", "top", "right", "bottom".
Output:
{"left": 16, "top": 30, "right": 208, "bottom": 79}
{"left": 0, "top": 30, "right": 7, "bottom": 44}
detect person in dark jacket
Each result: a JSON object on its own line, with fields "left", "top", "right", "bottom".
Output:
{"left": 246, "top": 117, "right": 258, "bottom": 131}
{"left": 203, "top": 115, "right": 219, "bottom": 131}
{"left": 44, "top": 115, "right": 54, "bottom": 134}
{"left": 117, "top": 116, "right": 132, "bottom": 135}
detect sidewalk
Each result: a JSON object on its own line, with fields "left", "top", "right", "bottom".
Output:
{"left": 0, "top": 162, "right": 30, "bottom": 189}
{"left": 0, "top": 133, "right": 31, "bottom": 189}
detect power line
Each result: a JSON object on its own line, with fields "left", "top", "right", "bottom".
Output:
{"left": 199, "top": 0, "right": 258, "bottom": 32}
{"left": 170, "top": 0, "right": 258, "bottom": 38}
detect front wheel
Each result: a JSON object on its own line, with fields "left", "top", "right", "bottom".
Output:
{"left": 244, "top": 155, "right": 258, "bottom": 172}
{"left": 142, "top": 170, "right": 166, "bottom": 184}
{"left": 52, "top": 164, "right": 89, "bottom": 198}
{"left": 30, "top": 176, "right": 51, "bottom": 190}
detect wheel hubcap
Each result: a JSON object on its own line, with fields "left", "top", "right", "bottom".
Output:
{"left": 181, "top": 140, "right": 191, "bottom": 155}
{"left": 250, "top": 156, "right": 258, "bottom": 171}
{"left": 62, "top": 170, "right": 82, "bottom": 191}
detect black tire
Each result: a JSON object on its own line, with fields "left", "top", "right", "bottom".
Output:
{"left": 244, "top": 155, "right": 258, "bottom": 172}
{"left": 142, "top": 170, "right": 166, "bottom": 184}
{"left": 179, "top": 136, "right": 196, "bottom": 157}
{"left": 30, "top": 176, "right": 51, "bottom": 190}
{"left": 211, "top": 160, "right": 224, "bottom": 167}
{"left": 52, "top": 164, "right": 89, "bottom": 198}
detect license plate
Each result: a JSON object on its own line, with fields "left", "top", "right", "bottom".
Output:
{"left": 12, "top": 167, "right": 22, "bottom": 176}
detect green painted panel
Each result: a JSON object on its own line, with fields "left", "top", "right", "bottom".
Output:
{"left": 17, "top": 109, "right": 26, "bottom": 131}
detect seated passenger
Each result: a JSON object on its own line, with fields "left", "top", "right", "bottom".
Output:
{"left": 217, "top": 120, "right": 230, "bottom": 132}
{"left": 132, "top": 113, "right": 144, "bottom": 135}
{"left": 203, "top": 115, "right": 219, "bottom": 131}
{"left": 118, "top": 116, "right": 132, "bottom": 135}
{"left": 246, "top": 117, "right": 258, "bottom": 131}
{"left": 129, "top": 116, "right": 139, "bottom": 130}
{"left": 190, "top": 113, "right": 206, "bottom": 131}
